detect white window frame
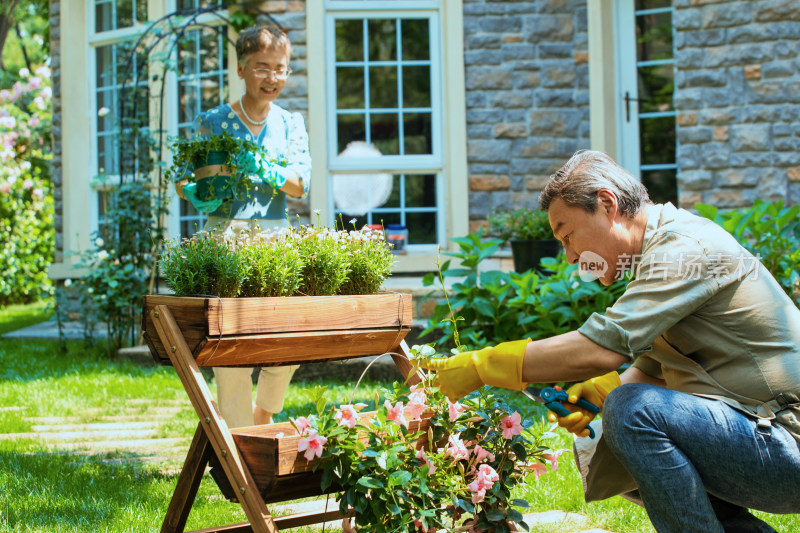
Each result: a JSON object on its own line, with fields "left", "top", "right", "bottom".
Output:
{"left": 309, "top": 0, "right": 468, "bottom": 268}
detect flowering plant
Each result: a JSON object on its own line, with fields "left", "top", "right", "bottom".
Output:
{"left": 159, "top": 218, "right": 394, "bottom": 297}
{"left": 293, "top": 347, "right": 566, "bottom": 533}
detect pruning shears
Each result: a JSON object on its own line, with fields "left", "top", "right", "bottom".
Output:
{"left": 522, "top": 385, "right": 601, "bottom": 439}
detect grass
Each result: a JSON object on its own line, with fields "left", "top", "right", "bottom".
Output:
{"left": 1, "top": 302, "right": 798, "bottom": 532}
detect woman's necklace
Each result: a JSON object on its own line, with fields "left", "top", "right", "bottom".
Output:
{"left": 238, "top": 94, "right": 268, "bottom": 126}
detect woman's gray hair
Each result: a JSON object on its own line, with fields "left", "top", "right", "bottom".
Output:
{"left": 235, "top": 25, "right": 291, "bottom": 67}
{"left": 539, "top": 150, "right": 651, "bottom": 218}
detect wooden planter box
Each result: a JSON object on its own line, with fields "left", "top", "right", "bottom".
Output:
{"left": 142, "top": 293, "right": 413, "bottom": 367}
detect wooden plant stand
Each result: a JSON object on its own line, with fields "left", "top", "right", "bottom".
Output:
{"left": 142, "top": 293, "right": 419, "bottom": 533}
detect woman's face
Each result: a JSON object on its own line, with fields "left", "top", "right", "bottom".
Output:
{"left": 237, "top": 47, "right": 290, "bottom": 104}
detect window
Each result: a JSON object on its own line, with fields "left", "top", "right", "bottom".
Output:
{"left": 617, "top": 0, "right": 676, "bottom": 205}
{"left": 175, "top": 27, "right": 229, "bottom": 237}
{"left": 326, "top": 6, "right": 444, "bottom": 249}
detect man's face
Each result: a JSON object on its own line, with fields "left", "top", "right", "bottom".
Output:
{"left": 547, "top": 196, "right": 621, "bottom": 286}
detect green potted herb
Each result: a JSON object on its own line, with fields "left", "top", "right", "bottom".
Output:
{"left": 488, "top": 208, "right": 561, "bottom": 273}
{"left": 164, "top": 132, "right": 279, "bottom": 211}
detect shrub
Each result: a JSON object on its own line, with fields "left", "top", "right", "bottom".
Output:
{"left": 0, "top": 65, "right": 54, "bottom": 306}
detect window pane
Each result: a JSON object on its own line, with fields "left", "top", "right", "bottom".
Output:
{"left": 137, "top": 0, "right": 148, "bottom": 24}
{"left": 637, "top": 64, "right": 674, "bottom": 113}
{"left": 371, "top": 113, "right": 399, "bottom": 155}
{"left": 369, "top": 66, "right": 397, "bottom": 109}
{"left": 97, "top": 135, "right": 115, "bottom": 173}
{"left": 406, "top": 211, "right": 437, "bottom": 244}
{"left": 641, "top": 168, "right": 676, "bottom": 206}
{"left": 635, "top": 0, "right": 671, "bottom": 10}
{"left": 636, "top": 12, "right": 672, "bottom": 62}
{"left": 95, "top": 1, "right": 113, "bottom": 33}
{"left": 382, "top": 179, "right": 401, "bottom": 208}
{"left": 368, "top": 19, "right": 397, "bottom": 62}
{"left": 178, "top": 82, "right": 199, "bottom": 125}
{"left": 403, "top": 113, "right": 432, "bottom": 155}
{"left": 117, "top": 0, "right": 133, "bottom": 29}
{"left": 402, "top": 19, "right": 429, "bottom": 61}
{"left": 97, "top": 89, "right": 115, "bottom": 132}
{"left": 337, "top": 114, "right": 366, "bottom": 153}
{"left": 639, "top": 116, "right": 676, "bottom": 166}
{"left": 336, "top": 19, "right": 363, "bottom": 62}
{"left": 337, "top": 67, "right": 365, "bottom": 109}
{"left": 404, "top": 174, "right": 436, "bottom": 207}
{"left": 402, "top": 65, "right": 430, "bottom": 108}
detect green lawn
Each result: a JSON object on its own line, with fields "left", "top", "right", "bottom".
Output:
{"left": 1, "top": 302, "right": 798, "bottom": 532}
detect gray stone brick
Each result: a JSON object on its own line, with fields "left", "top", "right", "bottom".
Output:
{"left": 741, "top": 105, "right": 780, "bottom": 123}
{"left": 501, "top": 44, "right": 536, "bottom": 62}
{"left": 674, "top": 88, "right": 704, "bottom": 110}
{"left": 467, "top": 124, "right": 493, "bottom": 139}
{"left": 702, "top": 143, "right": 731, "bottom": 168}
{"left": 512, "top": 71, "right": 541, "bottom": 89}
{"left": 700, "top": 108, "right": 739, "bottom": 125}
{"left": 466, "top": 92, "right": 487, "bottom": 108}
{"left": 541, "top": 64, "right": 576, "bottom": 88}
{"left": 773, "top": 152, "right": 800, "bottom": 166}
{"left": 774, "top": 137, "right": 799, "bottom": 151}
{"left": 754, "top": 0, "right": 800, "bottom": 23}
{"left": 715, "top": 168, "right": 761, "bottom": 188}
{"left": 470, "top": 163, "right": 510, "bottom": 175}
{"left": 465, "top": 34, "right": 503, "bottom": 50}
{"left": 489, "top": 191, "right": 512, "bottom": 211}
{"left": 730, "top": 124, "right": 771, "bottom": 151}
{"left": 675, "top": 49, "right": 704, "bottom": 69}
{"left": 678, "top": 69, "right": 728, "bottom": 88}
{"left": 487, "top": 90, "right": 533, "bottom": 109}
{"left": 504, "top": 109, "right": 528, "bottom": 122}
{"left": 789, "top": 183, "right": 800, "bottom": 206}
{"left": 678, "top": 170, "right": 713, "bottom": 190}
{"left": 525, "top": 15, "right": 573, "bottom": 43}
{"left": 512, "top": 138, "right": 557, "bottom": 157}
{"left": 677, "top": 144, "right": 700, "bottom": 170}
{"left": 534, "top": 90, "right": 575, "bottom": 107}
{"left": 703, "top": 3, "right": 753, "bottom": 28}
{"left": 556, "top": 139, "right": 578, "bottom": 158}
{"left": 468, "top": 139, "right": 513, "bottom": 162}
{"left": 729, "top": 152, "right": 775, "bottom": 167}
{"left": 539, "top": 44, "right": 572, "bottom": 59}
{"left": 683, "top": 30, "right": 726, "bottom": 48}
{"left": 511, "top": 157, "right": 563, "bottom": 175}
{"left": 756, "top": 169, "right": 788, "bottom": 201}
{"left": 678, "top": 126, "right": 713, "bottom": 144}
{"left": 462, "top": 3, "right": 489, "bottom": 16}
{"left": 481, "top": 16, "right": 522, "bottom": 33}
{"left": 773, "top": 123, "right": 792, "bottom": 137}
{"left": 469, "top": 192, "right": 491, "bottom": 217}
{"left": 467, "top": 108, "right": 505, "bottom": 124}
{"left": 775, "top": 41, "right": 798, "bottom": 60}
{"left": 466, "top": 67, "right": 513, "bottom": 90}
{"left": 464, "top": 50, "right": 504, "bottom": 66}
{"left": 510, "top": 175, "right": 526, "bottom": 190}
{"left": 703, "top": 88, "right": 732, "bottom": 107}
{"left": 673, "top": 9, "right": 703, "bottom": 31}
{"left": 529, "top": 109, "right": 580, "bottom": 136}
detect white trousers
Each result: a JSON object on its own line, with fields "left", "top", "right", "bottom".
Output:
{"left": 205, "top": 216, "right": 298, "bottom": 428}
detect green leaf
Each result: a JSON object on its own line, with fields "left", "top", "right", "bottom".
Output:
{"left": 511, "top": 498, "right": 530, "bottom": 508}
{"left": 695, "top": 203, "right": 717, "bottom": 221}
{"left": 389, "top": 470, "right": 412, "bottom": 485}
{"left": 486, "top": 509, "right": 507, "bottom": 521}
{"left": 357, "top": 477, "right": 385, "bottom": 489}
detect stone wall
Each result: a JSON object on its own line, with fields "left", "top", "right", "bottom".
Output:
{"left": 49, "top": 0, "right": 63, "bottom": 263}
{"left": 462, "top": 0, "right": 590, "bottom": 233}
{"left": 674, "top": 0, "right": 800, "bottom": 208}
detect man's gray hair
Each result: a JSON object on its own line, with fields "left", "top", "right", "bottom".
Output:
{"left": 236, "top": 25, "right": 292, "bottom": 68}
{"left": 539, "top": 150, "right": 651, "bottom": 218}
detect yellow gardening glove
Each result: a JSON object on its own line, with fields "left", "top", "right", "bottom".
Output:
{"left": 415, "top": 339, "right": 531, "bottom": 401}
{"left": 547, "top": 371, "right": 621, "bottom": 437}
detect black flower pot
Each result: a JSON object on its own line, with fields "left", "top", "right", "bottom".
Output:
{"left": 510, "top": 238, "right": 561, "bottom": 273}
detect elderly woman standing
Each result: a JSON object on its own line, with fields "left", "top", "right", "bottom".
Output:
{"left": 175, "top": 25, "right": 311, "bottom": 428}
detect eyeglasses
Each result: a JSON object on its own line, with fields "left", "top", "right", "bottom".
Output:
{"left": 250, "top": 67, "right": 292, "bottom": 80}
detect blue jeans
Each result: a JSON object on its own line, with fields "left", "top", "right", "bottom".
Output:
{"left": 602, "top": 384, "right": 800, "bottom": 533}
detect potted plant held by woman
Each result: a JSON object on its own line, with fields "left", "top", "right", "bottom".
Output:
{"left": 488, "top": 208, "right": 561, "bottom": 273}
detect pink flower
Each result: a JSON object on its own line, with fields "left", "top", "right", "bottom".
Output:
{"left": 335, "top": 404, "right": 359, "bottom": 429}
{"left": 23, "top": 179, "right": 33, "bottom": 190}
{"left": 408, "top": 385, "right": 427, "bottom": 405}
{"left": 385, "top": 400, "right": 408, "bottom": 428}
{"left": 32, "top": 188, "right": 43, "bottom": 199}
{"left": 292, "top": 416, "right": 311, "bottom": 435}
{"left": 28, "top": 77, "right": 41, "bottom": 90}
{"left": 447, "top": 400, "right": 466, "bottom": 422}
{"left": 415, "top": 449, "right": 437, "bottom": 475}
{"left": 468, "top": 482, "right": 486, "bottom": 504}
{"left": 445, "top": 435, "right": 470, "bottom": 461}
{"left": 477, "top": 464, "right": 499, "bottom": 487}
{"left": 528, "top": 462, "right": 548, "bottom": 481}
{"left": 41, "top": 87, "right": 52, "bottom": 99}
{"left": 472, "top": 444, "right": 495, "bottom": 464}
{"left": 28, "top": 117, "right": 39, "bottom": 128}
{"left": 297, "top": 431, "right": 327, "bottom": 461}
{"left": 500, "top": 411, "right": 523, "bottom": 440}
{"left": 543, "top": 449, "right": 567, "bottom": 472}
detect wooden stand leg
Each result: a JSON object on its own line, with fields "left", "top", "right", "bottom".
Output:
{"left": 151, "top": 305, "right": 278, "bottom": 533}
{"left": 162, "top": 424, "right": 213, "bottom": 533}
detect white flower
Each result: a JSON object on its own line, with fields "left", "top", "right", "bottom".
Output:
{"left": 97, "top": 250, "right": 109, "bottom": 261}
{"left": 20, "top": 161, "right": 31, "bottom": 170}
{"left": 350, "top": 218, "right": 357, "bottom": 225}
{"left": 314, "top": 209, "right": 320, "bottom": 215}
{"left": 416, "top": 345, "right": 436, "bottom": 356}
{"left": 98, "top": 107, "right": 110, "bottom": 117}
{"left": 19, "top": 67, "right": 30, "bottom": 78}
{"left": 63, "top": 278, "right": 72, "bottom": 287}
{"left": 228, "top": 112, "right": 235, "bottom": 119}
{"left": 35, "top": 66, "right": 50, "bottom": 78}
{"left": 232, "top": 123, "right": 239, "bottom": 130}
{"left": 221, "top": 121, "right": 228, "bottom": 129}
{"left": 95, "top": 237, "right": 104, "bottom": 247}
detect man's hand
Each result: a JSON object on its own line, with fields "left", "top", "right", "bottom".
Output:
{"left": 414, "top": 339, "right": 530, "bottom": 401}
{"left": 548, "top": 371, "right": 621, "bottom": 437}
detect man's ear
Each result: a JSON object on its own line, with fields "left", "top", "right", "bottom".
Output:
{"left": 596, "top": 189, "right": 619, "bottom": 220}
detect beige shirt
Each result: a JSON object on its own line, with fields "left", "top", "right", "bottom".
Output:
{"left": 578, "top": 203, "right": 800, "bottom": 440}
